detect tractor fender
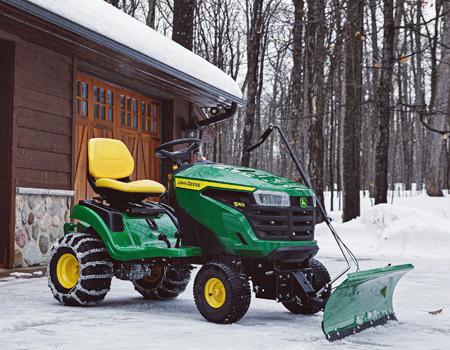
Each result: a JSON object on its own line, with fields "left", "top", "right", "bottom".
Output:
{"left": 69, "top": 204, "right": 133, "bottom": 260}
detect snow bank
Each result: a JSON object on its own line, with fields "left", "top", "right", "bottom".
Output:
{"left": 24, "top": 0, "right": 243, "bottom": 100}
{"left": 316, "top": 203, "right": 450, "bottom": 259}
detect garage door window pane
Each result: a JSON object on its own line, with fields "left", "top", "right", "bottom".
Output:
{"left": 108, "top": 107, "right": 113, "bottom": 122}
{"left": 132, "top": 99, "right": 137, "bottom": 128}
{"left": 82, "top": 101, "right": 88, "bottom": 117}
{"left": 76, "top": 80, "right": 89, "bottom": 118}
{"left": 101, "top": 106, "right": 106, "bottom": 120}
{"left": 94, "top": 104, "right": 98, "bottom": 119}
{"left": 100, "top": 88, "right": 105, "bottom": 104}
{"left": 82, "top": 82, "right": 88, "bottom": 99}
{"left": 152, "top": 105, "right": 157, "bottom": 132}
{"left": 108, "top": 90, "right": 113, "bottom": 106}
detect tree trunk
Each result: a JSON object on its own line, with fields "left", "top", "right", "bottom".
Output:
{"left": 374, "top": 0, "right": 396, "bottom": 204}
{"left": 252, "top": 28, "right": 269, "bottom": 169}
{"left": 342, "top": 0, "right": 363, "bottom": 222}
{"left": 413, "top": 1, "right": 424, "bottom": 191}
{"left": 107, "top": 0, "right": 120, "bottom": 8}
{"left": 146, "top": 0, "right": 157, "bottom": 28}
{"left": 426, "top": 1, "right": 450, "bottom": 196}
{"left": 241, "top": 0, "right": 264, "bottom": 167}
{"left": 368, "top": 0, "right": 379, "bottom": 197}
{"left": 172, "top": 0, "right": 196, "bottom": 50}
{"left": 291, "top": 0, "right": 304, "bottom": 149}
{"left": 306, "top": 0, "right": 326, "bottom": 211}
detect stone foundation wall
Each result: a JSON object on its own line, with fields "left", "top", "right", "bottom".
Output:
{"left": 14, "top": 188, "right": 74, "bottom": 268}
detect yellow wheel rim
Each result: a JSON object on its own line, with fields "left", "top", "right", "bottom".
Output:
{"left": 204, "top": 277, "right": 226, "bottom": 308}
{"left": 56, "top": 253, "right": 80, "bottom": 289}
{"left": 144, "top": 266, "right": 163, "bottom": 284}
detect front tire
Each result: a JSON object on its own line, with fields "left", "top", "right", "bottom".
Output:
{"left": 194, "top": 262, "right": 251, "bottom": 324}
{"left": 133, "top": 265, "right": 191, "bottom": 300}
{"left": 48, "top": 232, "right": 113, "bottom": 306}
{"left": 282, "top": 259, "right": 331, "bottom": 315}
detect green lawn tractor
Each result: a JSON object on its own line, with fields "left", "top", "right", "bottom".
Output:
{"left": 48, "top": 124, "right": 413, "bottom": 341}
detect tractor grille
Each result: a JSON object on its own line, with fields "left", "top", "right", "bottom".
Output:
{"left": 244, "top": 197, "right": 315, "bottom": 241}
{"left": 203, "top": 189, "right": 315, "bottom": 241}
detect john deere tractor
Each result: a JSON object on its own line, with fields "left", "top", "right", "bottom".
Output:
{"left": 48, "top": 124, "right": 412, "bottom": 341}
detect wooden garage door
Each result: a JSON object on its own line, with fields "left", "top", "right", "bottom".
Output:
{"left": 74, "top": 75, "right": 161, "bottom": 204}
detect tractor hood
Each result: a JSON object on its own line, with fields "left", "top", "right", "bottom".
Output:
{"left": 174, "top": 162, "right": 314, "bottom": 197}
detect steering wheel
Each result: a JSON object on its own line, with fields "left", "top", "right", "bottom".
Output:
{"left": 155, "top": 138, "right": 202, "bottom": 164}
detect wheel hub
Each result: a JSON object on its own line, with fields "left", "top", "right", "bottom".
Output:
{"left": 144, "top": 266, "right": 163, "bottom": 284}
{"left": 204, "top": 277, "right": 226, "bottom": 308}
{"left": 56, "top": 253, "right": 80, "bottom": 289}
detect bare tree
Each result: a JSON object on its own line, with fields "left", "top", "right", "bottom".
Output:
{"left": 172, "top": 0, "right": 196, "bottom": 50}
{"left": 291, "top": 0, "right": 304, "bottom": 158}
{"left": 374, "top": 0, "right": 397, "bottom": 204}
{"left": 305, "top": 0, "right": 326, "bottom": 208}
{"left": 102, "top": 0, "right": 450, "bottom": 210}
{"left": 146, "top": 0, "right": 157, "bottom": 28}
{"left": 342, "top": 0, "right": 364, "bottom": 221}
{"left": 241, "top": 0, "right": 265, "bottom": 167}
{"left": 194, "top": 0, "right": 244, "bottom": 165}
{"left": 425, "top": 0, "right": 450, "bottom": 196}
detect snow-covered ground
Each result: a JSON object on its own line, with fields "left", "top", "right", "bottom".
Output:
{"left": 1, "top": 193, "right": 450, "bottom": 350}
{"left": 317, "top": 192, "right": 450, "bottom": 259}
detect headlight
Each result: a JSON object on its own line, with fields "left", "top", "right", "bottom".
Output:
{"left": 253, "top": 190, "right": 290, "bottom": 207}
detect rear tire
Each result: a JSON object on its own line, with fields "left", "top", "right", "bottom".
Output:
{"left": 133, "top": 266, "right": 191, "bottom": 300}
{"left": 194, "top": 262, "right": 251, "bottom": 324}
{"left": 282, "top": 259, "right": 331, "bottom": 315}
{"left": 48, "top": 232, "right": 113, "bottom": 306}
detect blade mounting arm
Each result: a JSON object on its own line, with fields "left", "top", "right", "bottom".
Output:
{"left": 249, "top": 124, "right": 360, "bottom": 292}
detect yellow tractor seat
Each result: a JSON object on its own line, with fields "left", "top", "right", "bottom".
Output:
{"left": 88, "top": 138, "right": 165, "bottom": 200}
{"left": 95, "top": 179, "right": 165, "bottom": 194}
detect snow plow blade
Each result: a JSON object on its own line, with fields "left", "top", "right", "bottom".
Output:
{"left": 322, "top": 263, "right": 414, "bottom": 342}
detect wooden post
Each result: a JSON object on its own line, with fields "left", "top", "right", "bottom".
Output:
{"left": 0, "top": 40, "right": 16, "bottom": 268}
{"left": 161, "top": 100, "right": 174, "bottom": 187}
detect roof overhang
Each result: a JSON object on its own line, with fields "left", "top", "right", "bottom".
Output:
{"left": 2, "top": 0, "right": 246, "bottom": 107}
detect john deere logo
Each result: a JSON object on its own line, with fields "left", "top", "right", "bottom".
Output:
{"left": 299, "top": 197, "right": 308, "bottom": 208}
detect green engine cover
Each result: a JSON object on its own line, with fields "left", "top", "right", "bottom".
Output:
{"left": 173, "top": 163, "right": 318, "bottom": 258}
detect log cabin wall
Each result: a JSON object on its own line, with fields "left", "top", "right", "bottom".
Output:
{"left": 15, "top": 40, "right": 73, "bottom": 190}
{"left": 13, "top": 39, "right": 74, "bottom": 268}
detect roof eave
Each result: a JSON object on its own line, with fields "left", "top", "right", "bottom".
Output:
{"left": 5, "top": 0, "right": 246, "bottom": 107}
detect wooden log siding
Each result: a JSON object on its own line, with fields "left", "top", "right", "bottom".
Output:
{"left": 15, "top": 40, "right": 73, "bottom": 190}
{"left": 74, "top": 74, "right": 162, "bottom": 204}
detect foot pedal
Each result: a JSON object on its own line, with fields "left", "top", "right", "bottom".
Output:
{"left": 158, "top": 233, "right": 171, "bottom": 248}
{"left": 145, "top": 218, "right": 158, "bottom": 231}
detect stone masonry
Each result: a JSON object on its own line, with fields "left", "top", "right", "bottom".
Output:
{"left": 14, "top": 188, "right": 74, "bottom": 268}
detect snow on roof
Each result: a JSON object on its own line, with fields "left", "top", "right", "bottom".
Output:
{"left": 22, "top": 0, "right": 243, "bottom": 103}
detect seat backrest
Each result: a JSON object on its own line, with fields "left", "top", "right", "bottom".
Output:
{"left": 88, "top": 138, "right": 134, "bottom": 179}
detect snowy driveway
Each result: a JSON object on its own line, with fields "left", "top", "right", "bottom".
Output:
{"left": 1, "top": 257, "right": 449, "bottom": 350}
